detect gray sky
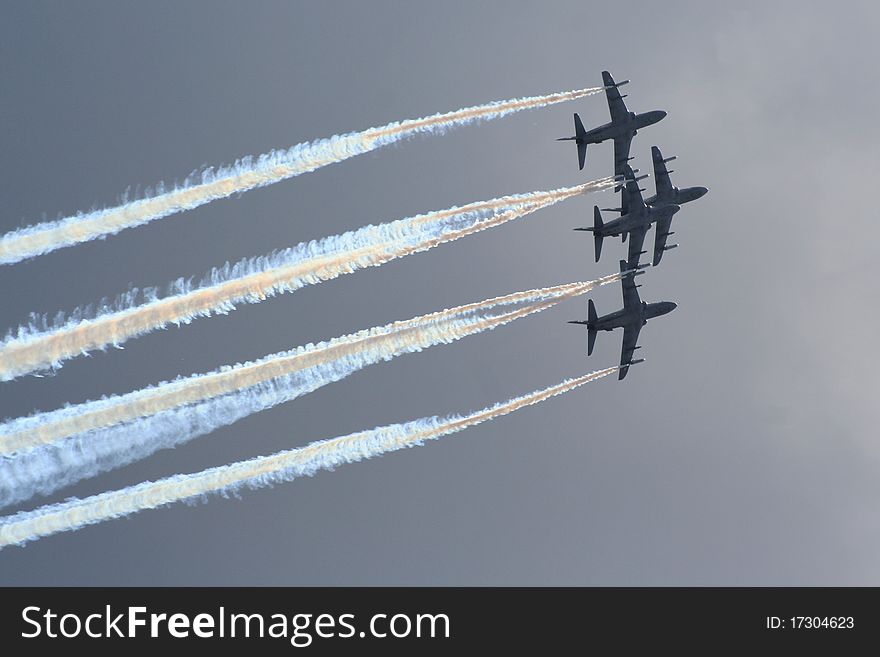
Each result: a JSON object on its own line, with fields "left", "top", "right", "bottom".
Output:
{"left": 1, "top": 0, "right": 878, "bottom": 584}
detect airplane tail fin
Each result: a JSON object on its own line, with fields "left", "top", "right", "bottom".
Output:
{"left": 593, "top": 207, "right": 604, "bottom": 262}
{"left": 587, "top": 299, "right": 598, "bottom": 356}
{"left": 574, "top": 113, "right": 587, "bottom": 139}
{"left": 573, "top": 114, "right": 587, "bottom": 170}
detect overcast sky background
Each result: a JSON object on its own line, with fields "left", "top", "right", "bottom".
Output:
{"left": 1, "top": 1, "right": 878, "bottom": 585}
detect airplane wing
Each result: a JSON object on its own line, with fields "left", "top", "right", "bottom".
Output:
{"left": 618, "top": 185, "right": 629, "bottom": 242}
{"left": 618, "top": 321, "right": 642, "bottom": 380}
{"left": 619, "top": 169, "right": 647, "bottom": 251}
{"left": 622, "top": 170, "right": 647, "bottom": 213}
{"left": 612, "top": 134, "right": 634, "bottom": 177}
{"left": 626, "top": 223, "right": 649, "bottom": 268}
{"left": 620, "top": 261, "right": 643, "bottom": 311}
{"left": 651, "top": 146, "right": 674, "bottom": 199}
{"left": 602, "top": 71, "right": 630, "bottom": 124}
{"left": 652, "top": 214, "right": 674, "bottom": 266}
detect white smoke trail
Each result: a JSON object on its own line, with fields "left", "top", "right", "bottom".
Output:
{"left": 0, "top": 179, "right": 614, "bottom": 382}
{"left": 0, "top": 367, "right": 617, "bottom": 548}
{"left": 0, "top": 277, "right": 619, "bottom": 507}
{"left": 1, "top": 279, "right": 610, "bottom": 454}
{"left": 0, "top": 86, "right": 604, "bottom": 265}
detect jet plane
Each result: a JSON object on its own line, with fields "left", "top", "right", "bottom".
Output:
{"left": 568, "top": 260, "right": 677, "bottom": 380}
{"left": 646, "top": 146, "right": 708, "bottom": 266}
{"left": 574, "top": 165, "right": 680, "bottom": 268}
{"left": 557, "top": 71, "right": 667, "bottom": 173}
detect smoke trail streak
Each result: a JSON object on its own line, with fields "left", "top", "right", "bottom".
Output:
{"left": 1, "top": 279, "right": 611, "bottom": 453}
{"left": 0, "top": 87, "right": 604, "bottom": 265}
{"left": 0, "top": 277, "right": 619, "bottom": 507}
{"left": 0, "top": 179, "right": 614, "bottom": 381}
{"left": 0, "top": 367, "right": 616, "bottom": 548}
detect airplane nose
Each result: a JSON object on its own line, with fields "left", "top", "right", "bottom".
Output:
{"left": 670, "top": 302, "right": 678, "bottom": 311}
{"left": 695, "top": 186, "right": 709, "bottom": 199}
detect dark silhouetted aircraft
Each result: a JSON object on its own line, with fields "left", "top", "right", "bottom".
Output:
{"left": 569, "top": 260, "right": 676, "bottom": 380}
{"left": 574, "top": 165, "right": 679, "bottom": 268}
{"left": 557, "top": 71, "right": 666, "bottom": 172}
{"left": 646, "top": 146, "right": 709, "bottom": 266}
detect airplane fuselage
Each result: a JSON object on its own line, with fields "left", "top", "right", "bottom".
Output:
{"left": 591, "top": 301, "right": 676, "bottom": 332}
{"left": 581, "top": 110, "right": 666, "bottom": 145}
{"left": 647, "top": 185, "right": 709, "bottom": 208}
{"left": 598, "top": 203, "right": 677, "bottom": 237}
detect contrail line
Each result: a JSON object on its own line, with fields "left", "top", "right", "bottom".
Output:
{"left": 0, "top": 86, "right": 604, "bottom": 265}
{"left": 0, "top": 368, "right": 617, "bottom": 548}
{"left": 0, "top": 277, "right": 620, "bottom": 506}
{"left": 1, "top": 279, "right": 610, "bottom": 453}
{"left": 0, "top": 179, "right": 614, "bottom": 381}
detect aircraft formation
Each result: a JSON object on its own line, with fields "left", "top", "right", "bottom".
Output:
{"left": 0, "top": 75, "right": 704, "bottom": 546}
{"left": 561, "top": 71, "right": 708, "bottom": 379}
